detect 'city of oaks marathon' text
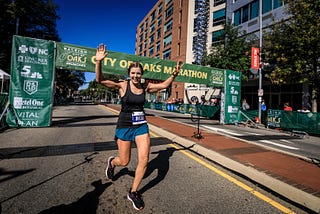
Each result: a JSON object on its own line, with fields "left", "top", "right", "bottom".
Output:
{"left": 90, "top": 57, "right": 208, "bottom": 79}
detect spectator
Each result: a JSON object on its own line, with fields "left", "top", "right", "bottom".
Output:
{"left": 284, "top": 102, "right": 292, "bottom": 111}
{"left": 242, "top": 99, "right": 250, "bottom": 111}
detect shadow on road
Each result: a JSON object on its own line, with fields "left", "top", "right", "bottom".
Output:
{"left": 39, "top": 179, "right": 111, "bottom": 214}
{"left": 0, "top": 153, "right": 96, "bottom": 207}
{"left": 0, "top": 137, "right": 171, "bottom": 160}
{"left": 52, "top": 115, "right": 118, "bottom": 127}
{"left": 139, "top": 145, "right": 194, "bottom": 194}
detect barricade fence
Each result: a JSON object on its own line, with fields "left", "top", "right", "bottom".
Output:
{"left": 0, "top": 93, "right": 9, "bottom": 129}
{"left": 237, "top": 109, "right": 320, "bottom": 135}
{"left": 143, "top": 102, "right": 220, "bottom": 119}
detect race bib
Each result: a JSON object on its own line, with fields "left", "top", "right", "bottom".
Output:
{"left": 132, "top": 111, "right": 147, "bottom": 125}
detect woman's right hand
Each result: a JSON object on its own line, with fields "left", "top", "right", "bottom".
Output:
{"left": 96, "top": 43, "right": 107, "bottom": 62}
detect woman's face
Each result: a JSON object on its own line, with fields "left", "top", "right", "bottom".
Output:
{"left": 129, "top": 67, "right": 142, "bottom": 84}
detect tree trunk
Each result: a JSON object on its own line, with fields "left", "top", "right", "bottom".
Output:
{"left": 311, "top": 87, "right": 318, "bottom": 112}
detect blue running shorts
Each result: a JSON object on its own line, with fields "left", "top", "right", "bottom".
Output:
{"left": 115, "top": 123, "right": 149, "bottom": 142}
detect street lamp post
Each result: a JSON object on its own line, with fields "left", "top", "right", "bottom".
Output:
{"left": 258, "top": 0, "right": 263, "bottom": 123}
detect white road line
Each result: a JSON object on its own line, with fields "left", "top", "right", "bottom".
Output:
{"left": 202, "top": 125, "right": 244, "bottom": 136}
{"left": 279, "top": 139, "right": 295, "bottom": 144}
{"left": 244, "top": 132, "right": 263, "bottom": 136}
{"left": 259, "top": 140, "right": 299, "bottom": 150}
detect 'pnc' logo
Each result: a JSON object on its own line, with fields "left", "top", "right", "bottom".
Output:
{"left": 18, "top": 45, "right": 48, "bottom": 55}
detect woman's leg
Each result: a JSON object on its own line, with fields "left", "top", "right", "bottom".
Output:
{"left": 112, "top": 139, "right": 132, "bottom": 167}
{"left": 131, "top": 133, "right": 150, "bottom": 192}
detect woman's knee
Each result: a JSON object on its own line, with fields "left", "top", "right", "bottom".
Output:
{"left": 138, "top": 155, "right": 149, "bottom": 166}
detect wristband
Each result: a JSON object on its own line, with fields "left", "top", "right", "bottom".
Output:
{"left": 172, "top": 71, "right": 178, "bottom": 77}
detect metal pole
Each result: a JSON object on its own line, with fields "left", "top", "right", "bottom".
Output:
{"left": 258, "top": 0, "right": 263, "bottom": 123}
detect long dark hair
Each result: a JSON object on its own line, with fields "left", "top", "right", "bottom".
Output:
{"left": 127, "top": 62, "right": 144, "bottom": 75}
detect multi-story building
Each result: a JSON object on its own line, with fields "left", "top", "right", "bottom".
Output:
{"left": 135, "top": 0, "right": 226, "bottom": 103}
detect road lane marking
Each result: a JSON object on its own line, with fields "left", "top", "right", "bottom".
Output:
{"left": 279, "top": 139, "right": 295, "bottom": 144}
{"left": 259, "top": 140, "right": 299, "bottom": 150}
{"left": 244, "top": 132, "right": 263, "bottom": 136}
{"left": 169, "top": 143, "right": 296, "bottom": 214}
{"left": 202, "top": 125, "right": 244, "bottom": 136}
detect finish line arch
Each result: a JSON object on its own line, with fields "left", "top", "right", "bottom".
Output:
{"left": 7, "top": 36, "right": 241, "bottom": 127}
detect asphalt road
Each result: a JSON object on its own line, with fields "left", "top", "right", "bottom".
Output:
{"left": 0, "top": 104, "right": 309, "bottom": 213}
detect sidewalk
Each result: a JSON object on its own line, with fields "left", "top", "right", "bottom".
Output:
{"left": 105, "top": 104, "right": 320, "bottom": 213}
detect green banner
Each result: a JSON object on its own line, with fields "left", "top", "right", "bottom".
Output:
{"left": 224, "top": 70, "right": 242, "bottom": 124}
{"left": 267, "top": 109, "right": 282, "bottom": 128}
{"left": 7, "top": 36, "right": 55, "bottom": 127}
{"left": 55, "top": 42, "right": 224, "bottom": 87}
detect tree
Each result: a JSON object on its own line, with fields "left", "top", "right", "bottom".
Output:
{"left": 203, "top": 21, "right": 257, "bottom": 79}
{"left": 55, "top": 69, "right": 85, "bottom": 99}
{"left": 0, "top": 0, "right": 87, "bottom": 102}
{"left": 0, "top": 0, "right": 60, "bottom": 72}
{"left": 265, "top": 0, "right": 320, "bottom": 112}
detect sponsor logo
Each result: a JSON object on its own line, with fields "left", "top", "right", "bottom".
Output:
{"left": 227, "top": 106, "right": 238, "bottom": 113}
{"left": 18, "top": 45, "right": 48, "bottom": 55}
{"left": 24, "top": 80, "right": 38, "bottom": 95}
{"left": 14, "top": 97, "right": 44, "bottom": 109}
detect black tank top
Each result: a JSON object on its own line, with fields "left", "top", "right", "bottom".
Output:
{"left": 117, "top": 80, "right": 147, "bottom": 128}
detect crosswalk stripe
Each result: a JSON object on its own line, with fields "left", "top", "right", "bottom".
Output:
{"left": 259, "top": 140, "right": 299, "bottom": 150}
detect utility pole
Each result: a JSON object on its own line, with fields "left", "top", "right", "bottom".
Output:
{"left": 258, "top": 0, "right": 263, "bottom": 123}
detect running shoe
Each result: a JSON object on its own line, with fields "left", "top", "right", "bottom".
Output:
{"left": 106, "top": 156, "right": 115, "bottom": 179}
{"left": 127, "top": 189, "right": 145, "bottom": 210}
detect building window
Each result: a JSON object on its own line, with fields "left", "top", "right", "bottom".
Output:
{"left": 139, "top": 34, "right": 143, "bottom": 42}
{"left": 234, "top": 9, "right": 241, "bottom": 26}
{"left": 151, "top": 10, "right": 156, "bottom": 21}
{"left": 139, "top": 24, "right": 144, "bottom": 33}
{"left": 145, "top": 19, "right": 148, "bottom": 28}
{"left": 150, "top": 22, "right": 156, "bottom": 32}
{"left": 212, "top": 29, "right": 224, "bottom": 44}
{"left": 242, "top": 5, "right": 248, "bottom": 23}
{"left": 165, "top": 5, "right": 174, "bottom": 19}
{"left": 149, "top": 46, "right": 154, "bottom": 56}
{"left": 250, "top": 0, "right": 259, "bottom": 19}
{"left": 212, "top": 9, "right": 226, "bottom": 27}
{"left": 158, "top": 16, "right": 162, "bottom": 26}
{"left": 214, "top": 0, "right": 225, "bottom": 7}
{"left": 139, "top": 44, "right": 143, "bottom": 52}
{"left": 164, "top": 34, "right": 172, "bottom": 47}
{"left": 163, "top": 48, "right": 171, "bottom": 59}
{"left": 158, "top": 3, "right": 163, "bottom": 14}
{"left": 273, "top": 0, "right": 286, "bottom": 9}
{"left": 156, "top": 41, "right": 161, "bottom": 52}
{"left": 157, "top": 28, "right": 161, "bottom": 39}
{"left": 263, "top": 0, "right": 272, "bottom": 14}
{"left": 164, "top": 20, "right": 173, "bottom": 33}
{"left": 149, "top": 34, "right": 155, "bottom": 44}
{"left": 165, "top": 0, "right": 172, "bottom": 5}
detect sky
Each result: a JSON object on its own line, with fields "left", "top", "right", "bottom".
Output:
{"left": 54, "top": 0, "right": 158, "bottom": 89}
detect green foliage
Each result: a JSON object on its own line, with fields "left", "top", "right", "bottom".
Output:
{"left": 0, "top": 0, "right": 60, "bottom": 72}
{"left": 203, "top": 21, "right": 257, "bottom": 79}
{"left": 84, "top": 73, "right": 125, "bottom": 95}
{"left": 265, "top": 0, "right": 320, "bottom": 88}
{"left": 55, "top": 69, "right": 85, "bottom": 98}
